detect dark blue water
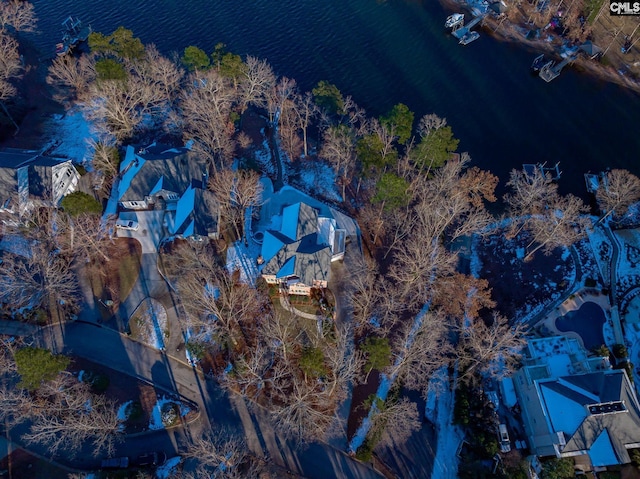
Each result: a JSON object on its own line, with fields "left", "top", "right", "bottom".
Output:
{"left": 555, "top": 301, "right": 606, "bottom": 349}
{"left": 27, "top": 0, "right": 640, "bottom": 197}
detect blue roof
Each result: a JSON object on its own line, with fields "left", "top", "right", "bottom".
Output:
{"left": 281, "top": 203, "right": 300, "bottom": 241}
{"left": 261, "top": 230, "right": 285, "bottom": 263}
{"left": 149, "top": 176, "right": 164, "bottom": 195}
{"left": 276, "top": 256, "right": 296, "bottom": 279}
{"left": 174, "top": 185, "right": 195, "bottom": 234}
{"left": 589, "top": 429, "right": 619, "bottom": 467}
{"left": 540, "top": 383, "right": 587, "bottom": 435}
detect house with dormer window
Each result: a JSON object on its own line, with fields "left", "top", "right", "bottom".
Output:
{"left": 260, "top": 202, "right": 346, "bottom": 295}
{"left": 115, "top": 143, "right": 220, "bottom": 240}
{"left": 513, "top": 336, "right": 640, "bottom": 470}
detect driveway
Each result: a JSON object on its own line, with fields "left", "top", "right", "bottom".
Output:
{"left": 30, "top": 321, "right": 384, "bottom": 479}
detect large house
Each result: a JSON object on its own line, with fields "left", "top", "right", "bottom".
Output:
{"left": 116, "top": 143, "right": 220, "bottom": 240}
{"left": 513, "top": 336, "right": 640, "bottom": 470}
{"left": 260, "top": 202, "right": 346, "bottom": 295}
{"left": 0, "top": 148, "right": 80, "bottom": 221}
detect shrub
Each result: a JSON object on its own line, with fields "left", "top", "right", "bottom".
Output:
{"left": 14, "top": 347, "right": 70, "bottom": 391}
{"left": 125, "top": 401, "right": 143, "bottom": 421}
{"left": 298, "top": 346, "right": 327, "bottom": 379}
{"left": 613, "top": 344, "right": 628, "bottom": 358}
{"left": 161, "top": 402, "right": 179, "bottom": 427}
{"left": 81, "top": 369, "right": 110, "bottom": 393}
{"left": 60, "top": 191, "right": 102, "bottom": 217}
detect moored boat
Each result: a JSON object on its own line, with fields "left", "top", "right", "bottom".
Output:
{"left": 531, "top": 54, "right": 546, "bottom": 72}
{"left": 56, "top": 16, "right": 91, "bottom": 57}
{"left": 445, "top": 13, "right": 464, "bottom": 28}
{"left": 459, "top": 31, "right": 480, "bottom": 45}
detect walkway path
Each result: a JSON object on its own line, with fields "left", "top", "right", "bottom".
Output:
{"left": 279, "top": 295, "right": 324, "bottom": 320}
{"left": 603, "top": 226, "right": 626, "bottom": 344}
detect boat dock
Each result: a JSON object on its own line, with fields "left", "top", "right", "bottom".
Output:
{"left": 523, "top": 162, "right": 562, "bottom": 180}
{"left": 446, "top": 13, "right": 484, "bottom": 45}
{"left": 539, "top": 55, "right": 576, "bottom": 82}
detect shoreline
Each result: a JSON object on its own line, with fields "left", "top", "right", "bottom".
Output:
{"left": 440, "top": 0, "right": 640, "bottom": 95}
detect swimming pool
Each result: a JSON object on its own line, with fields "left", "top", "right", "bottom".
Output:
{"left": 555, "top": 301, "right": 606, "bottom": 350}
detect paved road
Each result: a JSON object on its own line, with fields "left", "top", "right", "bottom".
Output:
{"left": 30, "top": 321, "right": 384, "bottom": 479}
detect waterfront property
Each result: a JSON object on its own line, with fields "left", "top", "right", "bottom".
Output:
{"left": 260, "top": 202, "right": 346, "bottom": 296}
{"left": 115, "top": 143, "right": 220, "bottom": 241}
{"left": 513, "top": 337, "right": 640, "bottom": 471}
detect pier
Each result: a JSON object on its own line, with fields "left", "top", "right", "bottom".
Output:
{"left": 446, "top": 13, "right": 484, "bottom": 45}
{"left": 539, "top": 55, "right": 576, "bottom": 82}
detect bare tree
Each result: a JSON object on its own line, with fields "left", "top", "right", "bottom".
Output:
{"left": 457, "top": 313, "right": 527, "bottom": 383}
{"left": 258, "top": 309, "right": 301, "bottom": 364}
{"left": 296, "top": 91, "right": 316, "bottom": 157}
{"left": 0, "top": 241, "right": 78, "bottom": 317}
{"left": 324, "top": 323, "right": 364, "bottom": 400}
{"left": 137, "top": 44, "right": 184, "bottom": 102}
{"left": 208, "top": 168, "right": 263, "bottom": 240}
{"left": 0, "top": 0, "right": 36, "bottom": 33}
{"left": 506, "top": 168, "right": 589, "bottom": 259}
{"left": 182, "top": 430, "right": 259, "bottom": 479}
{"left": 60, "top": 212, "right": 113, "bottom": 263}
{"left": 269, "top": 378, "right": 339, "bottom": 444}
{"left": 240, "top": 56, "right": 275, "bottom": 113}
{"left": 24, "top": 374, "right": 122, "bottom": 457}
{"left": 46, "top": 54, "right": 96, "bottom": 102}
{"left": 320, "top": 124, "right": 357, "bottom": 201}
{"left": 389, "top": 309, "right": 450, "bottom": 393}
{"left": 0, "top": 32, "right": 21, "bottom": 130}
{"left": 171, "top": 244, "right": 265, "bottom": 350}
{"left": 596, "top": 169, "right": 640, "bottom": 221}
{"left": 370, "top": 396, "right": 421, "bottom": 448}
{"left": 87, "top": 74, "right": 166, "bottom": 141}
{"left": 181, "top": 69, "right": 237, "bottom": 171}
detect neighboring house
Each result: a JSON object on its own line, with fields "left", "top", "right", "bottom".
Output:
{"left": 513, "top": 336, "right": 640, "bottom": 470}
{"left": 0, "top": 148, "right": 80, "bottom": 221}
{"left": 260, "top": 202, "right": 346, "bottom": 295}
{"left": 116, "top": 143, "right": 220, "bottom": 240}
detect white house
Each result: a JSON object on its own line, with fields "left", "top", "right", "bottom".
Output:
{"left": 0, "top": 148, "right": 80, "bottom": 220}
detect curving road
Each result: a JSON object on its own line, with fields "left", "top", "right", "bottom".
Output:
{"left": 29, "top": 321, "right": 384, "bottom": 479}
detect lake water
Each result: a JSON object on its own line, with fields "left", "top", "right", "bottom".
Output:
{"left": 27, "top": 0, "right": 640, "bottom": 197}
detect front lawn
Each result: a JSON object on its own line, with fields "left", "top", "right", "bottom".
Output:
{"left": 85, "top": 237, "right": 142, "bottom": 317}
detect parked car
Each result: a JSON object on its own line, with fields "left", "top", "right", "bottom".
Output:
{"left": 101, "top": 457, "right": 129, "bottom": 469}
{"left": 135, "top": 451, "right": 166, "bottom": 467}
{"left": 498, "top": 423, "right": 511, "bottom": 453}
{"left": 115, "top": 219, "right": 139, "bottom": 231}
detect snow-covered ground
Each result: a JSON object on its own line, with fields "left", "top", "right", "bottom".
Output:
{"left": 41, "top": 104, "right": 104, "bottom": 164}
{"left": 226, "top": 240, "right": 260, "bottom": 286}
{"left": 156, "top": 456, "right": 182, "bottom": 479}
{"left": 296, "top": 161, "right": 342, "bottom": 203}
{"left": 149, "top": 396, "right": 189, "bottom": 430}
{"left": 131, "top": 298, "right": 168, "bottom": 350}
{"left": 431, "top": 366, "right": 464, "bottom": 479}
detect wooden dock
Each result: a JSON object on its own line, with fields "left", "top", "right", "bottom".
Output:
{"left": 450, "top": 15, "right": 484, "bottom": 41}
{"left": 539, "top": 55, "right": 575, "bottom": 82}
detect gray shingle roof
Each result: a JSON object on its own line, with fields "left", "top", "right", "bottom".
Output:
{"left": 261, "top": 202, "right": 332, "bottom": 287}
{"left": 542, "top": 370, "right": 640, "bottom": 464}
{"left": 119, "top": 145, "right": 207, "bottom": 203}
